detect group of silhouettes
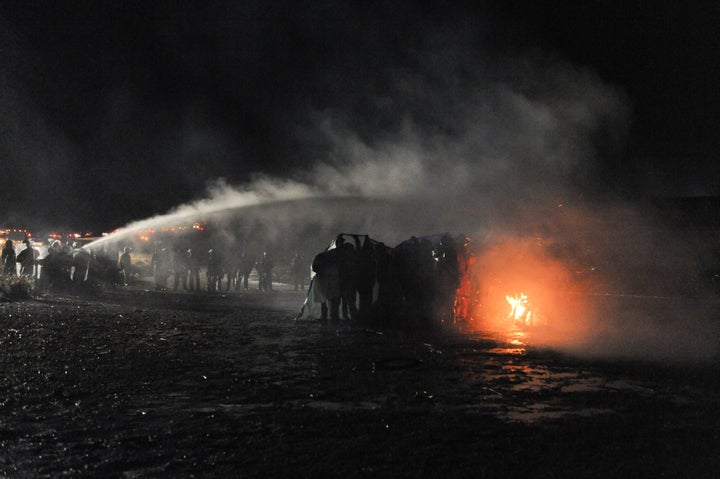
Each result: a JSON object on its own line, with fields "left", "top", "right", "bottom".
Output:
{"left": 1, "top": 239, "right": 40, "bottom": 278}
{"left": 1, "top": 238, "right": 97, "bottom": 292}
{"left": 149, "top": 246, "right": 307, "bottom": 294}
{"left": 309, "top": 233, "right": 462, "bottom": 325}
{"left": 2, "top": 232, "right": 463, "bottom": 324}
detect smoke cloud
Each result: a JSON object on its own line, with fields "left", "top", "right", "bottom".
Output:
{"left": 95, "top": 32, "right": 719, "bottom": 361}
{"left": 99, "top": 44, "right": 629, "bottom": 243}
{"left": 4, "top": 6, "right": 717, "bottom": 362}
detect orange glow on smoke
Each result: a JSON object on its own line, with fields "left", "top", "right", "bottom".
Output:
{"left": 468, "top": 236, "right": 595, "bottom": 348}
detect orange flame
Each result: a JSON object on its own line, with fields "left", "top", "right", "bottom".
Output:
{"left": 467, "top": 236, "right": 595, "bottom": 348}
{"left": 506, "top": 292, "right": 530, "bottom": 323}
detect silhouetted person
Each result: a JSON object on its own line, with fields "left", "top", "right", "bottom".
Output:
{"left": 238, "top": 251, "right": 254, "bottom": 290}
{"left": 71, "top": 243, "right": 91, "bottom": 284}
{"left": 258, "top": 251, "right": 274, "bottom": 291}
{"left": 290, "top": 250, "right": 307, "bottom": 291}
{"left": 312, "top": 246, "right": 340, "bottom": 323}
{"left": 395, "top": 237, "right": 419, "bottom": 319}
{"left": 152, "top": 246, "right": 170, "bottom": 290}
{"left": 61, "top": 241, "right": 74, "bottom": 281}
{"left": 415, "top": 238, "right": 436, "bottom": 321}
{"left": 336, "top": 236, "right": 358, "bottom": 320}
{"left": 118, "top": 246, "right": 132, "bottom": 286}
{"left": 206, "top": 249, "right": 223, "bottom": 293}
{"left": 185, "top": 249, "right": 200, "bottom": 292}
{"left": 171, "top": 247, "right": 186, "bottom": 291}
{"left": 351, "top": 236, "right": 374, "bottom": 320}
{"left": 39, "top": 240, "right": 69, "bottom": 291}
{"left": 434, "top": 234, "right": 460, "bottom": 324}
{"left": 87, "top": 246, "right": 119, "bottom": 286}
{"left": 373, "top": 243, "right": 402, "bottom": 322}
{"left": 2, "top": 239, "right": 16, "bottom": 276}
{"left": 16, "top": 239, "right": 39, "bottom": 278}
{"left": 225, "top": 253, "right": 238, "bottom": 291}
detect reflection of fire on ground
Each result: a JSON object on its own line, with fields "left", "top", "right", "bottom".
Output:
{"left": 457, "top": 236, "right": 596, "bottom": 350}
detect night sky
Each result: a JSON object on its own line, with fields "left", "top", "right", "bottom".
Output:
{"left": 1, "top": 1, "right": 718, "bottom": 232}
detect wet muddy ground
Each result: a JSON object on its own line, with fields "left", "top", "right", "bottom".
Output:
{"left": 1, "top": 284, "right": 719, "bottom": 478}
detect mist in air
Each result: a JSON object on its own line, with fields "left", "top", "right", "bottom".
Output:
{"left": 12, "top": 12, "right": 712, "bottom": 362}
{"left": 106, "top": 44, "right": 628, "bottom": 242}
{"left": 90, "top": 37, "right": 717, "bottom": 362}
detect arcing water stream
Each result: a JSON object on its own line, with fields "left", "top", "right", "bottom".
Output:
{"left": 82, "top": 181, "right": 720, "bottom": 363}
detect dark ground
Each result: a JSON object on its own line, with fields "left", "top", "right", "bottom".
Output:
{"left": 1, "top": 281, "right": 719, "bottom": 478}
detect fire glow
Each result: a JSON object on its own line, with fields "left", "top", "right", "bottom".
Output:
{"left": 505, "top": 292, "right": 548, "bottom": 327}
{"left": 506, "top": 292, "right": 530, "bottom": 323}
{"left": 468, "top": 236, "right": 596, "bottom": 349}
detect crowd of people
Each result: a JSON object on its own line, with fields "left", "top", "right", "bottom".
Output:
{"left": 2, "top": 232, "right": 467, "bottom": 327}
{"left": 146, "top": 246, "right": 303, "bottom": 293}
{"left": 0, "top": 237, "right": 310, "bottom": 296}
{"left": 308, "top": 233, "right": 464, "bottom": 326}
{"left": 2, "top": 239, "right": 41, "bottom": 278}
{"left": 1, "top": 238, "right": 96, "bottom": 290}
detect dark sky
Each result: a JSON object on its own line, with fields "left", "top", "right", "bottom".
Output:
{"left": 1, "top": 1, "right": 719, "bottom": 232}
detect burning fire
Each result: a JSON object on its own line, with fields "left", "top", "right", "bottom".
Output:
{"left": 467, "top": 236, "right": 595, "bottom": 347}
{"left": 506, "top": 292, "right": 530, "bottom": 323}
{"left": 505, "top": 292, "right": 547, "bottom": 327}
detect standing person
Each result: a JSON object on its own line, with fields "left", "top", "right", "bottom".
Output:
{"left": 207, "top": 249, "right": 223, "bottom": 293}
{"left": 152, "top": 246, "right": 170, "bottom": 290}
{"left": 151, "top": 245, "right": 161, "bottom": 289}
{"left": 336, "top": 236, "right": 358, "bottom": 321}
{"left": 415, "top": 238, "right": 436, "bottom": 321}
{"left": 258, "top": 251, "right": 274, "bottom": 291}
{"left": 312, "top": 246, "right": 340, "bottom": 323}
{"left": 38, "top": 240, "right": 63, "bottom": 291}
{"left": 16, "top": 239, "right": 39, "bottom": 278}
{"left": 182, "top": 248, "right": 195, "bottom": 291}
{"left": 256, "top": 252, "right": 265, "bottom": 290}
{"left": 354, "top": 236, "right": 375, "bottom": 320}
{"left": 225, "top": 253, "right": 238, "bottom": 292}
{"left": 186, "top": 249, "right": 200, "bottom": 292}
{"left": 238, "top": 251, "right": 254, "bottom": 290}
{"left": 2, "top": 240, "right": 16, "bottom": 276}
{"left": 188, "top": 250, "right": 200, "bottom": 291}
{"left": 71, "top": 243, "right": 91, "bottom": 284}
{"left": 290, "top": 250, "right": 307, "bottom": 291}
{"left": 171, "top": 247, "right": 186, "bottom": 291}
{"left": 434, "top": 234, "right": 460, "bottom": 324}
{"left": 373, "top": 242, "right": 402, "bottom": 321}
{"left": 118, "top": 246, "right": 132, "bottom": 286}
